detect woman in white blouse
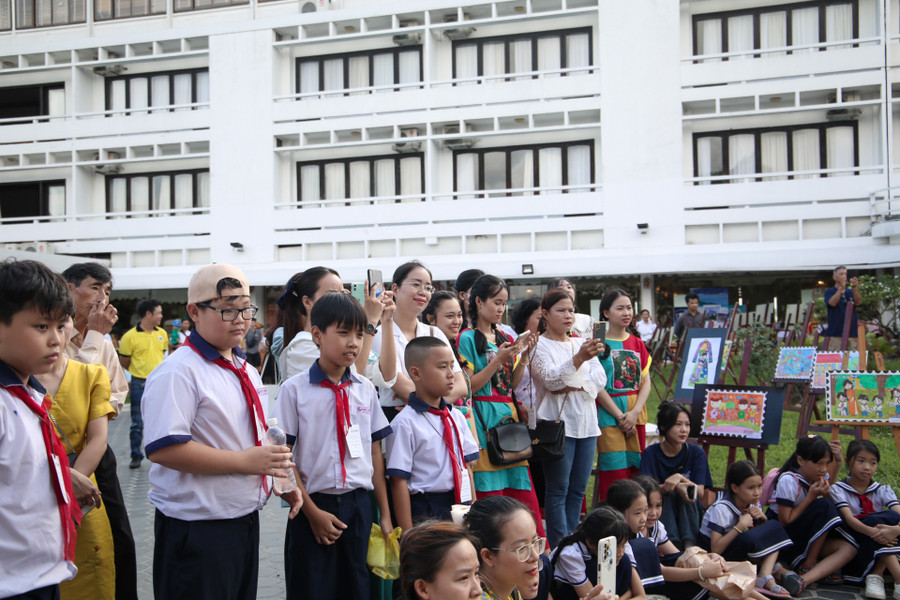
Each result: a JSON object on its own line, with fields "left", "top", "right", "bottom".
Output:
{"left": 531, "top": 289, "right": 607, "bottom": 547}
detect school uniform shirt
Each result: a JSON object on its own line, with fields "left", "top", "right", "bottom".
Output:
{"left": 275, "top": 360, "right": 391, "bottom": 495}
{"left": 371, "top": 321, "right": 460, "bottom": 408}
{"left": 625, "top": 537, "right": 666, "bottom": 588}
{"left": 831, "top": 479, "right": 899, "bottom": 515}
{"left": 553, "top": 541, "right": 595, "bottom": 589}
{"left": 0, "top": 362, "right": 77, "bottom": 597}
{"left": 645, "top": 520, "right": 670, "bottom": 547}
{"left": 385, "top": 395, "right": 479, "bottom": 494}
{"left": 700, "top": 495, "right": 793, "bottom": 557}
{"left": 143, "top": 332, "right": 269, "bottom": 521}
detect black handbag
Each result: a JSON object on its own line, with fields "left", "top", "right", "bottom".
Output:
{"left": 530, "top": 393, "right": 568, "bottom": 461}
{"left": 473, "top": 395, "right": 533, "bottom": 466}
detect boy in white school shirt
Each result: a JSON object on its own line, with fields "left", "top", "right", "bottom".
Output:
{"left": 142, "top": 263, "right": 301, "bottom": 600}
{"left": 386, "top": 336, "right": 480, "bottom": 531}
{"left": 275, "top": 291, "right": 393, "bottom": 600}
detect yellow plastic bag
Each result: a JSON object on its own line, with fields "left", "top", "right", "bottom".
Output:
{"left": 367, "top": 524, "right": 402, "bottom": 580}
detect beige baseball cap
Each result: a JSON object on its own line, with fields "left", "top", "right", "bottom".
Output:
{"left": 187, "top": 263, "right": 250, "bottom": 304}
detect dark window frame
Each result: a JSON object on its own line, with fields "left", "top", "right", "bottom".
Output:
{"left": 0, "top": 82, "right": 64, "bottom": 124}
{"left": 94, "top": 0, "right": 165, "bottom": 23}
{"left": 296, "top": 152, "right": 426, "bottom": 204}
{"left": 0, "top": 179, "right": 65, "bottom": 221}
{"left": 452, "top": 139, "right": 595, "bottom": 196}
{"left": 105, "top": 168, "right": 208, "bottom": 216}
{"left": 104, "top": 68, "right": 208, "bottom": 114}
{"left": 173, "top": 0, "right": 248, "bottom": 14}
{"left": 295, "top": 46, "right": 424, "bottom": 96}
{"left": 692, "top": 121, "right": 860, "bottom": 184}
{"left": 13, "top": 0, "right": 86, "bottom": 29}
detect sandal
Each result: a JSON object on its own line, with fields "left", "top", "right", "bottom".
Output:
{"left": 779, "top": 571, "right": 806, "bottom": 595}
{"left": 755, "top": 575, "right": 792, "bottom": 599}
{"left": 821, "top": 570, "right": 844, "bottom": 585}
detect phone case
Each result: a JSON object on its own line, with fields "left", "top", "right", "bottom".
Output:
{"left": 597, "top": 535, "right": 616, "bottom": 595}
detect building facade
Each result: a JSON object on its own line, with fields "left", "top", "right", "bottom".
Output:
{"left": 0, "top": 0, "right": 897, "bottom": 302}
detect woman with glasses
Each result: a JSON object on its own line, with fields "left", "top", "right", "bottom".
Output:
{"left": 465, "top": 496, "right": 545, "bottom": 600}
{"left": 371, "top": 260, "right": 467, "bottom": 421}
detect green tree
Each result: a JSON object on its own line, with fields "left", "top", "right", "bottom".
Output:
{"left": 857, "top": 274, "right": 900, "bottom": 349}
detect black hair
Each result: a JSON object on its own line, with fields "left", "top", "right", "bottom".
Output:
{"left": 400, "top": 521, "right": 480, "bottom": 600}
{"left": 0, "top": 259, "right": 74, "bottom": 325}
{"left": 136, "top": 298, "right": 161, "bottom": 319}
{"left": 404, "top": 336, "right": 450, "bottom": 371}
{"left": 61, "top": 262, "right": 112, "bottom": 287}
{"left": 685, "top": 293, "right": 700, "bottom": 303}
{"left": 834, "top": 265, "right": 847, "bottom": 275}
{"left": 454, "top": 269, "right": 484, "bottom": 295}
{"left": 310, "top": 291, "right": 367, "bottom": 333}
{"left": 547, "top": 278, "right": 571, "bottom": 291}
{"left": 422, "top": 291, "right": 462, "bottom": 328}
{"left": 605, "top": 479, "right": 646, "bottom": 519}
{"left": 778, "top": 435, "right": 833, "bottom": 482}
{"left": 640, "top": 309, "right": 650, "bottom": 315}
{"left": 279, "top": 267, "right": 341, "bottom": 345}
{"left": 656, "top": 402, "right": 692, "bottom": 438}
{"left": 632, "top": 475, "right": 662, "bottom": 503}
{"left": 847, "top": 439, "right": 880, "bottom": 463}
{"left": 511, "top": 297, "right": 541, "bottom": 335}
{"left": 725, "top": 460, "right": 760, "bottom": 496}
{"left": 467, "top": 275, "right": 509, "bottom": 353}
{"left": 215, "top": 277, "right": 244, "bottom": 297}
{"left": 464, "top": 496, "right": 532, "bottom": 563}
{"left": 598, "top": 288, "right": 632, "bottom": 321}
{"left": 551, "top": 507, "right": 630, "bottom": 570}
{"left": 392, "top": 261, "right": 432, "bottom": 289}
{"left": 539, "top": 289, "right": 573, "bottom": 335}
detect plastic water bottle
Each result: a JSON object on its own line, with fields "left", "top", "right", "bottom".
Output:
{"left": 265, "top": 418, "right": 297, "bottom": 494}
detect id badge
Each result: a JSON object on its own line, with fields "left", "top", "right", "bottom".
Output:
{"left": 51, "top": 454, "right": 70, "bottom": 504}
{"left": 528, "top": 403, "right": 537, "bottom": 429}
{"left": 459, "top": 468, "right": 472, "bottom": 504}
{"left": 346, "top": 424, "right": 364, "bottom": 458}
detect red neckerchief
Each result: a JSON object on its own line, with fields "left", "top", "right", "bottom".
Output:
{"left": 5, "top": 383, "right": 80, "bottom": 561}
{"left": 854, "top": 490, "right": 875, "bottom": 518}
{"left": 320, "top": 379, "right": 351, "bottom": 486}
{"left": 427, "top": 405, "right": 466, "bottom": 503}
{"left": 184, "top": 336, "right": 268, "bottom": 493}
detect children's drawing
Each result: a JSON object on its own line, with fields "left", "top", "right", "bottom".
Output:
{"left": 826, "top": 371, "right": 900, "bottom": 422}
{"left": 700, "top": 389, "right": 767, "bottom": 439}
{"left": 773, "top": 347, "right": 817, "bottom": 381}
{"left": 811, "top": 351, "right": 860, "bottom": 391}
{"left": 681, "top": 338, "right": 722, "bottom": 390}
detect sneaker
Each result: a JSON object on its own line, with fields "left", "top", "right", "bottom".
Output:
{"left": 893, "top": 584, "right": 900, "bottom": 600}
{"left": 867, "top": 574, "right": 887, "bottom": 600}
{"left": 129, "top": 457, "right": 142, "bottom": 469}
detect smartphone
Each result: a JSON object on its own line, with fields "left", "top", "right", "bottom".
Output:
{"left": 350, "top": 282, "right": 366, "bottom": 304}
{"left": 593, "top": 321, "right": 608, "bottom": 343}
{"left": 686, "top": 484, "right": 697, "bottom": 501}
{"left": 367, "top": 269, "right": 383, "bottom": 293}
{"left": 597, "top": 535, "right": 616, "bottom": 595}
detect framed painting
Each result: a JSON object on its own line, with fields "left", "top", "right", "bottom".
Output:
{"left": 773, "top": 347, "right": 817, "bottom": 381}
{"left": 690, "top": 384, "right": 784, "bottom": 445}
{"left": 673, "top": 328, "right": 728, "bottom": 402}
{"left": 811, "top": 352, "right": 860, "bottom": 392}
{"left": 826, "top": 371, "right": 900, "bottom": 422}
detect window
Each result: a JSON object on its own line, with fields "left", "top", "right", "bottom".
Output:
{"left": 0, "top": 83, "right": 65, "bottom": 124}
{"left": 95, "top": 0, "right": 165, "bottom": 21}
{"left": 693, "top": 122, "right": 858, "bottom": 184}
{"left": 692, "top": 0, "right": 858, "bottom": 60}
{"left": 296, "top": 47, "right": 422, "bottom": 99}
{"left": 0, "top": 180, "right": 65, "bottom": 221}
{"left": 106, "top": 170, "right": 209, "bottom": 216}
{"left": 454, "top": 140, "right": 594, "bottom": 197}
{"left": 15, "top": 0, "right": 85, "bottom": 28}
{"left": 105, "top": 69, "right": 209, "bottom": 115}
{"left": 453, "top": 28, "right": 592, "bottom": 84}
{"left": 296, "top": 153, "right": 424, "bottom": 205}
{"left": 1, "top": 0, "right": 11, "bottom": 30}
{"left": 173, "top": 0, "right": 247, "bottom": 11}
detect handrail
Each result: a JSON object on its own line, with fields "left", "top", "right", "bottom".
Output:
{"left": 682, "top": 35, "right": 882, "bottom": 63}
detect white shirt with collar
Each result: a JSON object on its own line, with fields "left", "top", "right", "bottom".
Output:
{"left": 0, "top": 361, "right": 77, "bottom": 597}
{"left": 371, "top": 321, "right": 461, "bottom": 407}
{"left": 142, "top": 331, "right": 269, "bottom": 521}
{"left": 278, "top": 331, "right": 318, "bottom": 383}
{"left": 385, "top": 395, "right": 480, "bottom": 495}
{"left": 275, "top": 360, "right": 392, "bottom": 495}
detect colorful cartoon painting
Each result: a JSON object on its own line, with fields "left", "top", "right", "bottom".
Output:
{"left": 811, "top": 352, "right": 860, "bottom": 391}
{"left": 611, "top": 349, "right": 642, "bottom": 394}
{"left": 722, "top": 340, "right": 734, "bottom": 367}
{"left": 674, "top": 328, "right": 728, "bottom": 401}
{"left": 826, "top": 371, "right": 900, "bottom": 422}
{"left": 700, "top": 389, "right": 766, "bottom": 439}
{"left": 773, "top": 347, "right": 817, "bottom": 381}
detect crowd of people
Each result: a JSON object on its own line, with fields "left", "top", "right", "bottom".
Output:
{"left": 0, "top": 258, "right": 894, "bottom": 600}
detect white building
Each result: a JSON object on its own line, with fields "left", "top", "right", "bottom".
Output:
{"left": 1, "top": 0, "right": 898, "bottom": 312}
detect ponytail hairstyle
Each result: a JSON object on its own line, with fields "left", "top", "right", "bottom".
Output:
{"left": 778, "top": 435, "right": 832, "bottom": 483}
{"left": 604, "top": 479, "right": 646, "bottom": 535}
{"left": 467, "top": 275, "right": 510, "bottom": 355}
{"left": 464, "top": 496, "right": 532, "bottom": 565}
{"left": 725, "top": 460, "right": 760, "bottom": 497}
{"left": 551, "top": 507, "right": 630, "bottom": 570}
{"left": 400, "top": 521, "right": 480, "bottom": 600}
{"left": 278, "top": 267, "right": 340, "bottom": 345}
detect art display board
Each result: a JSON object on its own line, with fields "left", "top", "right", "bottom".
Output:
{"left": 673, "top": 328, "right": 728, "bottom": 401}
{"left": 690, "top": 384, "right": 785, "bottom": 446}
{"left": 773, "top": 347, "right": 817, "bottom": 381}
{"left": 811, "top": 352, "right": 860, "bottom": 392}
{"left": 825, "top": 371, "right": 900, "bottom": 422}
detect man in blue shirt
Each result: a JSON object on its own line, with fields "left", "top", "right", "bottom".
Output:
{"left": 825, "top": 266, "right": 862, "bottom": 349}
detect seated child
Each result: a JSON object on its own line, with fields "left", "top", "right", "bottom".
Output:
{"left": 550, "top": 506, "right": 646, "bottom": 600}
{"left": 386, "top": 337, "right": 480, "bottom": 531}
{"left": 699, "top": 461, "right": 801, "bottom": 598}
{"left": 830, "top": 440, "right": 900, "bottom": 600}
{"left": 275, "top": 291, "right": 393, "bottom": 600}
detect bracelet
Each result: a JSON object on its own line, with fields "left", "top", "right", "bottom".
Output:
{"left": 698, "top": 565, "right": 705, "bottom": 582}
{"left": 732, "top": 526, "right": 743, "bottom": 534}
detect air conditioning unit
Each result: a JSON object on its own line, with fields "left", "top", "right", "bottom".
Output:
{"left": 392, "top": 128, "right": 422, "bottom": 153}
{"left": 826, "top": 108, "right": 862, "bottom": 121}
{"left": 443, "top": 27, "right": 475, "bottom": 40}
{"left": 399, "top": 19, "right": 419, "bottom": 27}
{"left": 93, "top": 151, "right": 123, "bottom": 175}
{"left": 93, "top": 65, "right": 126, "bottom": 77}
{"left": 393, "top": 33, "right": 422, "bottom": 46}
{"left": 441, "top": 124, "right": 478, "bottom": 149}
{"left": 19, "top": 242, "right": 54, "bottom": 254}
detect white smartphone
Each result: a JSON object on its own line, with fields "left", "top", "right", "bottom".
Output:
{"left": 597, "top": 535, "right": 616, "bottom": 596}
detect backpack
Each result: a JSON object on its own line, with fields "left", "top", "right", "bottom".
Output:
{"left": 760, "top": 468, "right": 799, "bottom": 507}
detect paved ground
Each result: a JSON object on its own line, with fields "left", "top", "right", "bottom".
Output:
{"left": 109, "top": 407, "right": 882, "bottom": 600}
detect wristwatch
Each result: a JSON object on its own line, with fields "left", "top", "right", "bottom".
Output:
{"left": 365, "top": 323, "right": 377, "bottom": 336}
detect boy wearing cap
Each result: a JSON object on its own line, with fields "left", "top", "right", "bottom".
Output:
{"left": 142, "top": 263, "right": 302, "bottom": 600}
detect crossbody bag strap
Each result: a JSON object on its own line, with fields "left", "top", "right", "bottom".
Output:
{"left": 47, "top": 411, "right": 77, "bottom": 456}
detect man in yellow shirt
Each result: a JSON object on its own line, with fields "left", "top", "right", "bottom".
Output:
{"left": 118, "top": 299, "right": 167, "bottom": 469}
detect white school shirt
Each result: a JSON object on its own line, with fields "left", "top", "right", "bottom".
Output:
{"left": 279, "top": 331, "right": 318, "bottom": 383}
{"left": 143, "top": 332, "right": 269, "bottom": 521}
{"left": 700, "top": 496, "right": 744, "bottom": 539}
{"left": 0, "top": 363, "right": 77, "bottom": 597}
{"left": 530, "top": 336, "right": 604, "bottom": 439}
{"left": 645, "top": 520, "right": 670, "bottom": 547}
{"left": 831, "top": 479, "right": 899, "bottom": 515}
{"left": 385, "top": 395, "right": 480, "bottom": 494}
{"left": 552, "top": 541, "right": 591, "bottom": 587}
{"left": 768, "top": 471, "right": 805, "bottom": 515}
{"left": 371, "top": 321, "right": 461, "bottom": 407}
{"left": 275, "top": 360, "right": 391, "bottom": 495}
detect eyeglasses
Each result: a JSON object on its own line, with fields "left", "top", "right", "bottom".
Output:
{"left": 197, "top": 303, "right": 259, "bottom": 322}
{"left": 491, "top": 537, "right": 546, "bottom": 562}
{"left": 402, "top": 281, "right": 435, "bottom": 294}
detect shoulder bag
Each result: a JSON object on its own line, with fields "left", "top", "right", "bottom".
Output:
{"left": 472, "top": 393, "right": 533, "bottom": 466}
